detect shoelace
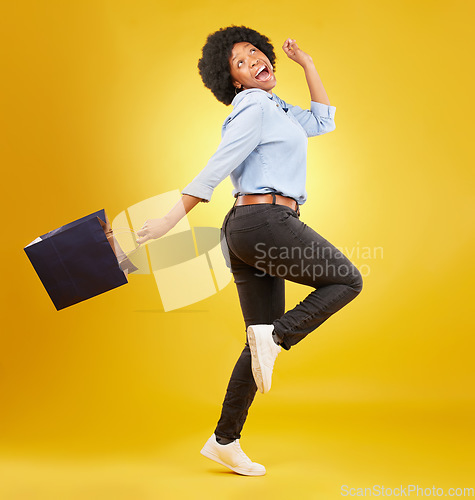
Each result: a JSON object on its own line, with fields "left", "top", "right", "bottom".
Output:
{"left": 233, "top": 441, "right": 253, "bottom": 465}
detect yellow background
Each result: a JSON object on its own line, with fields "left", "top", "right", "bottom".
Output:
{"left": 1, "top": 0, "right": 474, "bottom": 498}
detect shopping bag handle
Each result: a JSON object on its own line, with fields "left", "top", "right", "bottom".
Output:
{"left": 97, "top": 218, "right": 141, "bottom": 274}
{"left": 104, "top": 226, "right": 142, "bottom": 262}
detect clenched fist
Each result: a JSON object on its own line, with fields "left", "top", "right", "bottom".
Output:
{"left": 282, "top": 38, "right": 313, "bottom": 68}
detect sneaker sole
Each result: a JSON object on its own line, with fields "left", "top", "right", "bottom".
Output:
{"left": 247, "top": 326, "right": 266, "bottom": 393}
{"left": 200, "top": 446, "right": 266, "bottom": 476}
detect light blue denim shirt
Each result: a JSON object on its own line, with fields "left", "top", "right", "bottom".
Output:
{"left": 181, "top": 88, "right": 336, "bottom": 206}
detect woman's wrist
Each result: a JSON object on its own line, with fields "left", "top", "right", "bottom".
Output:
{"left": 300, "top": 55, "right": 315, "bottom": 71}
{"left": 163, "top": 213, "right": 177, "bottom": 229}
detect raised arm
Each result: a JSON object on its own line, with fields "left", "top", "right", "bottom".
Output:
{"left": 279, "top": 39, "right": 336, "bottom": 137}
{"left": 282, "top": 38, "right": 331, "bottom": 105}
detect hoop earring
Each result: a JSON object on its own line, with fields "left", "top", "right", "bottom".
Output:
{"left": 234, "top": 85, "right": 243, "bottom": 95}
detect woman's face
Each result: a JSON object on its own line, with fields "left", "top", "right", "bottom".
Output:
{"left": 228, "top": 41, "right": 276, "bottom": 93}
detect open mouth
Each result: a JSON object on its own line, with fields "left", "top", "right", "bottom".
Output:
{"left": 255, "top": 64, "right": 272, "bottom": 82}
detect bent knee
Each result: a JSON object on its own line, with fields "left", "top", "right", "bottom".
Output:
{"left": 349, "top": 266, "right": 363, "bottom": 294}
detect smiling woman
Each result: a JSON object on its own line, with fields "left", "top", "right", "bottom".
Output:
{"left": 229, "top": 42, "right": 276, "bottom": 92}
{"left": 136, "top": 24, "right": 363, "bottom": 477}
{"left": 196, "top": 25, "right": 277, "bottom": 106}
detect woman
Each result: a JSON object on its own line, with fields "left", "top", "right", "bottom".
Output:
{"left": 136, "top": 26, "right": 363, "bottom": 476}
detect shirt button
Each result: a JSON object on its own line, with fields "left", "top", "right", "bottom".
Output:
{"left": 276, "top": 104, "right": 279, "bottom": 107}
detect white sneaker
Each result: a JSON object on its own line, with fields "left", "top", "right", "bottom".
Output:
{"left": 247, "top": 324, "right": 282, "bottom": 394}
{"left": 200, "top": 434, "right": 266, "bottom": 476}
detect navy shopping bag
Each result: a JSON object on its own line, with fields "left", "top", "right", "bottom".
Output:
{"left": 24, "top": 209, "right": 138, "bottom": 310}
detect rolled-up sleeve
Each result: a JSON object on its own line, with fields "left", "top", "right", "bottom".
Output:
{"left": 283, "top": 98, "right": 336, "bottom": 137}
{"left": 181, "top": 97, "right": 263, "bottom": 202}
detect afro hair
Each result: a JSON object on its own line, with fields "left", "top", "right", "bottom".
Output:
{"left": 198, "top": 25, "right": 276, "bottom": 106}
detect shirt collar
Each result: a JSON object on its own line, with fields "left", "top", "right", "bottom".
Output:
{"left": 231, "top": 88, "right": 275, "bottom": 107}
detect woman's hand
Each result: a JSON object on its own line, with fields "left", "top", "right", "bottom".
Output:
{"left": 136, "top": 216, "right": 173, "bottom": 245}
{"left": 282, "top": 38, "right": 313, "bottom": 68}
{"left": 135, "top": 194, "right": 203, "bottom": 245}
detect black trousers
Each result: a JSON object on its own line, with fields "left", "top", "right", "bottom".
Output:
{"left": 214, "top": 200, "right": 363, "bottom": 440}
